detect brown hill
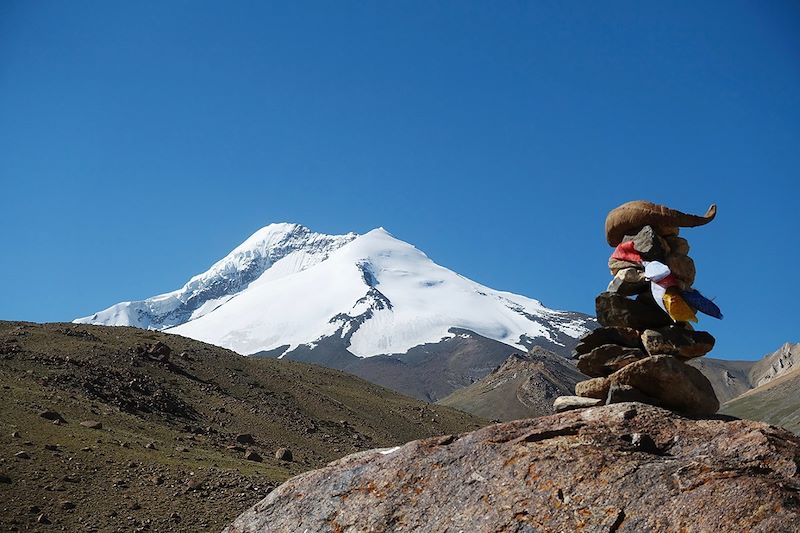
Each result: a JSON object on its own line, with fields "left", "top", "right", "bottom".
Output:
{"left": 689, "top": 343, "right": 800, "bottom": 433}
{"left": 721, "top": 366, "right": 800, "bottom": 434}
{"left": 749, "top": 342, "right": 800, "bottom": 388}
{"left": 0, "top": 321, "right": 484, "bottom": 532}
{"left": 437, "top": 347, "right": 587, "bottom": 421}
{"left": 225, "top": 402, "right": 800, "bottom": 532}
{"left": 258, "top": 328, "right": 531, "bottom": 402}
{"left": 687, "top": 356, "right": 755, "bottom": 403}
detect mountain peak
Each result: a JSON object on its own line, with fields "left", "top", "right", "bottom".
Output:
{"left": 77, "top": 223, "right": 594, "bottom": 359}
{"left": 75, "top": 223, "right": 357, "bottom": 330}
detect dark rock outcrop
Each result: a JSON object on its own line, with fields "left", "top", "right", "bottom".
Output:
{"left": 224, "top": 403, "right": 800, "bottom": 533}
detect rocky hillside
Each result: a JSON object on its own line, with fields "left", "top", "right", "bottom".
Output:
{"left": 689, "top": 342, "right": 799, "bottom": 410}
{"left": 750, "top": 342, "right": 800, "bottom": 387}
{"left": 437, "top": 347, "right": 587, "bottom": 421}
{"left": 225, "top": 402, "right": 800, "bottom": 533}
{"left": 721, "top": 366, "right": 800, "bottom": 434}
{"left": 688, "top": 357, "right": 755, "bottom": 403}
{"left": 0, "top": 321, "right": 484, "bottom": 532}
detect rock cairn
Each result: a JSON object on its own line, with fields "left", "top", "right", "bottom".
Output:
{"left": 556, "top": 200, "right": 721, "bottom": 415}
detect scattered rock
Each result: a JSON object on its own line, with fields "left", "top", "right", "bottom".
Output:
{"left": 595, "top": 292, "right": 672, "bottom": 330}
{"left": 609, "top": 355, "right": 719, "bottom": 415}
{"left": 39, "top": 410, "right": 65, "bottom": 423}
{"left": 574, "top": 377, "right": 610, "bottom": 399}
{"left": 175, "top": 446, "right": 189, "bottom": 453}
{"left": 37, "top": 514, "right": 50, "bottom": 524}
{"left": 224, "top": 403, "right": 800, "bottom": 533}
{"left": 145, "top": 341, "right": 172, "bottom": 362}
{"left": 577, "top": 344, "right": 646, "bottom": 377}
{"left": 60, "top": 500, "right": 76, "bottom": 510}
{"left": 170, "top": 512, "right": 181, "bottom": 523}
{"left": 244, "top": 450, "right": 262, "bottom": 462}
{"left": 80, "top": 420, "right": 103, "bottom": 429}
{"left": 552, "top": 396, "right": 602, "bottom": 412}
{"left": 145, "top": 441, "right": 157, "bottom": 450}
{"left": 10, "top": 431, "right": 20, "bottom": 438}
{"left": 44, "top": 443, "right": 59, "bottom": 451}
{"left": 274, "top": 448, "right": 293, "bottom": 462}
{"left": 186, "top": 478, "right": 204, "bottom": 491}
{"left": 641, "top": 327, "right": 715, "bottom": 359}
{"left": 235, "top": 433, "right": 255, "bottom": 445}
{"left": 573, "top": 326, "right": 641, "bottom": 356}
{"left": 14, "top": 451, "right": 30, "bottom": 459}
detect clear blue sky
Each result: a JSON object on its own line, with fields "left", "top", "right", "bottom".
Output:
{"left": 1, "top": 1, "right": 797, "bottom": 360}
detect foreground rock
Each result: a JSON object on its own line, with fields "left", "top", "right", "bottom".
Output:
{"left": 609, "top": 355, "right": 720, "bottom": 415}
{"left": 224, "top": 403, "right": 800, "bottom": 533}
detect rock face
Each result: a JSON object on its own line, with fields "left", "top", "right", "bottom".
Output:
{"left": 224, "top": 403, "right": 800, "bottom": 533}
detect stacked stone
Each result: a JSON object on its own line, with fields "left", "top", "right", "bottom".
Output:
{"left": 554, "top": 203, "right": 721, "bottom": 416}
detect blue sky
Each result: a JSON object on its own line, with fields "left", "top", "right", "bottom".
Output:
{"left": 1, "top": 1, "right": 797, "bottom": 359}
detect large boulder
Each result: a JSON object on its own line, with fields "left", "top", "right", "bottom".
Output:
{"left": 608, "top": 355, "right": 719, "bottom": 415}
{"left": 595, "top": 292, "right": 672, "bottom": 330}
{"left": 224, "top": 403, "right": 800, "bottom": 533}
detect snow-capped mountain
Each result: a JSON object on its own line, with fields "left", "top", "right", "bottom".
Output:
{"left": 75, "top": 223, "right": 357, "bottom": 330}
{"left": 76, "top": 223, "right": 596, "bottom": 400}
